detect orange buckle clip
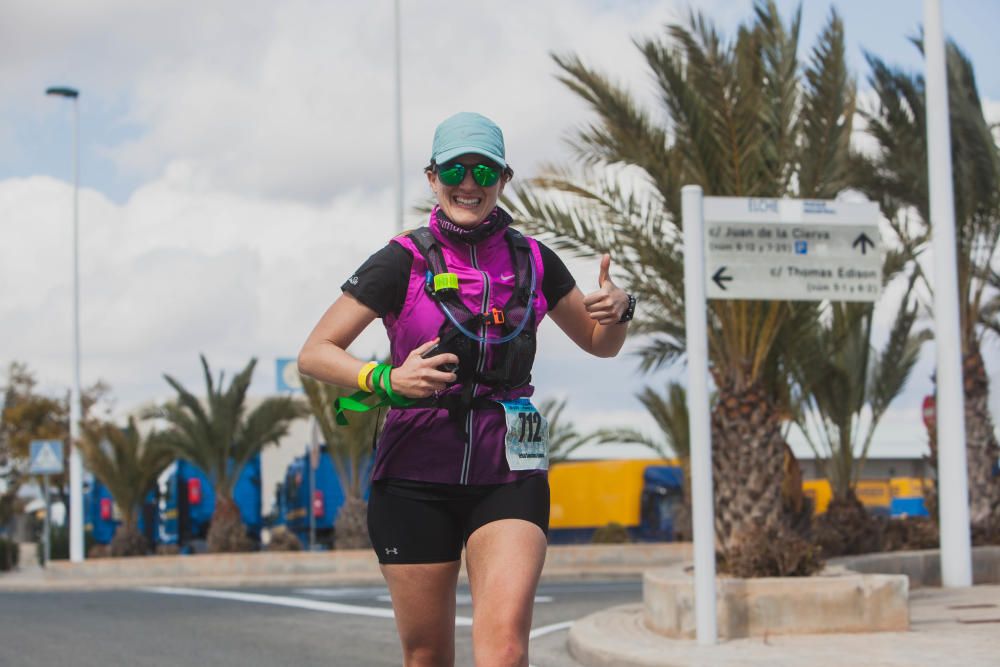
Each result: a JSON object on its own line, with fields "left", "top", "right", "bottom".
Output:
{"left": 484, "top": 308, "right": 505, "bottom": 325}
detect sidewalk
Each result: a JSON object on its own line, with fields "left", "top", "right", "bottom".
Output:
{"left": 567, "top": 584, "right": 1000, "bottom": 667}
{"left": 0, "top": 542, "right": 691, "bottom": 592}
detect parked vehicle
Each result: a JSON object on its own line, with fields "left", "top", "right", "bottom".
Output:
{"left": 548, "top": 459, "right": 684, "bottom": 544}
{"left": 158, "top": 455, "right": 262, "bottom": 551}
{"left": 83, "top": 474, "right": 159, "bottom": 547}
{"left": 552, "top": 460, "right": 933, "bottom": 545}
{"left": 279, "top": 445, "right": 372, "bottom": 549}
{"left": 802, "top": 477, "right": 929, "bottom": 518}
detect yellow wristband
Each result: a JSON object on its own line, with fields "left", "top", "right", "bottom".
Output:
{"left": 357, "top": 361, "right": 378, "bottom": 392}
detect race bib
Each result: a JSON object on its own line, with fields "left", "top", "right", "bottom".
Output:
{"left": 497, "top": 398, "right": 549, "bottom": 471}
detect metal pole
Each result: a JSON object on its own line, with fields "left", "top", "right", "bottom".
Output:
{"left": 68, "top": 94, "right": 85, "bottom": 563}
{"left": 46, "top": 87, "right": 85, "bottom": 563}
{"left": 309, "top": 418, "right": 318, "bottom": 551}
{"left": 393, "top": 0, "right": 404, "bottom": 233}
{"left": 42, "top": 475, "right": 51, "bottom": 566}
{"left": 924, "top": 0, "right": 972, "bottom": 587}
{"left": 682, "top": 185, "right": 717, "bottom": 644}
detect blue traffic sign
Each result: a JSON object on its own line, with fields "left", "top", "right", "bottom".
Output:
{"left": 29, "top": 439, "right": 64, "bottom": 475}
{"left": 276, "top": 358, "right": 303, "bottom": 393}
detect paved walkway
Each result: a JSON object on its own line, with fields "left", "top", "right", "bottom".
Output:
{"left": 567, "top": 584, "right": 1000, "bottom": 667}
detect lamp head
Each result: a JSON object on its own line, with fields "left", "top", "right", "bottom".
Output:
{"left": 45, "top": 86, "right": 79, "bottom": 98}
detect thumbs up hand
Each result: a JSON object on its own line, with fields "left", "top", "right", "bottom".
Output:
{"left": 582, "top": 253, "right": 629, "bottom": 326}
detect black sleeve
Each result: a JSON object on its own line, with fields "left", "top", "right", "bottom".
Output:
{"left": 341, "top": 243, "right": 413, "bottom": 318}
{"left": 538, "top": 242, "right": 576, "bottom": 308}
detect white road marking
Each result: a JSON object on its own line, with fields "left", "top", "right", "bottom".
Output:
{"left": 293, "top": 586, "right": 389, "bottom": 598}
{"left": 375, "top": 593, "right": 553, "bottom": 605}
{"left": 528, "top": 620, "right": 574, "bottom": 639}
{"left": 139, "top": 586, "right": 473, "bottom": 626}
{"left": 141, "top": 584, "right": 576, "bottom": 667}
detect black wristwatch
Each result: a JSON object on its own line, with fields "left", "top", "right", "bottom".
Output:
{"left": 618, "top": 294, "right": 636, "bottom": 323}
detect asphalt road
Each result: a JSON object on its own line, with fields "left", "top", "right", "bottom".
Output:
{"left": 0, "top": 579, "right": 642, "bottom": 667}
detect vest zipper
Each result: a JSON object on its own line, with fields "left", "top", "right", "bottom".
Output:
{"left": 462, "top": 243, "right": 490, "bottom": 484}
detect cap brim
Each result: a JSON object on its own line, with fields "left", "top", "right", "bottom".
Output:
{"left": 434, "top": 146, "right": 506, "bottom": 169}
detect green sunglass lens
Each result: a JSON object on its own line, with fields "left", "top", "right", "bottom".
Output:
{"left": 438, "top": 162, "right": 500, "bottom": 187}
{"left": 471, "top": 164, "right": 500, "bottom": 187}
{"left": 438, "top": 164, "right": 465, "bottom": 186}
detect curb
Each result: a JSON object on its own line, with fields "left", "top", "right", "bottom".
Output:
{"left": 0, "top": 542, "right": 692, "bottom": 592}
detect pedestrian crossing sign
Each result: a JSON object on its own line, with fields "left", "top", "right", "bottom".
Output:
{"left": 29, "top": 439, "right": 64, "bottom": 475}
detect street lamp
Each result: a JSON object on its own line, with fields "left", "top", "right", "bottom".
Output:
{"left": 45, "top": 85, "right": 84, "bottom": 563}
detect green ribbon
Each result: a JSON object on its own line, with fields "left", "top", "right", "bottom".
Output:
{"left": 334, "top": 363, "right": 413, "bottom": 426}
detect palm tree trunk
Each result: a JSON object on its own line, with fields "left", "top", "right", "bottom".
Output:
{"left": 110, "top": 513, "right": 148, "bottom": 557}
{"left": 207, "top": 495, "right": 253, "bottom": 553}
{"left": 963, "top": 343, "right": 1000, "bottom": 534}
{"left": 712, "top": 380, "right": 786, "bottom": 551}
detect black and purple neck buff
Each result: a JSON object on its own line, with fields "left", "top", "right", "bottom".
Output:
{"left": 434, "top": 206, "right": 513, "bottom": 245}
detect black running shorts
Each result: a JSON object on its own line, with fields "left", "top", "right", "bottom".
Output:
{"left": 367, "top": 474, "right": 550, "bottom": 564}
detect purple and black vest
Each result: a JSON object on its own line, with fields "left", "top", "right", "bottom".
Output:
{"left": 371, "top": 207, "right": 550, "bottom": 485}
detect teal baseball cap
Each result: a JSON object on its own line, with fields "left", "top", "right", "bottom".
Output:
{"left": 430, "top": 112, "right": 507, "bottom": 168}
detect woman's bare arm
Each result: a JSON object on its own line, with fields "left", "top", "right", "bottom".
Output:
{"left": 547, "top": 254, "right": 630, "bottom": 358}
{"left": 298, "top": 293, "right": 458, "bottom": 397}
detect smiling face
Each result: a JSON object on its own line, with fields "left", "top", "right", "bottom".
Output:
{"left": 427, "top": 153, "right": 508, "bottom": 228}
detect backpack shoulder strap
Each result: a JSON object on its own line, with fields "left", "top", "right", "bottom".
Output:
{"left": 408, "top": 227, "right": 449, "bottom": 276}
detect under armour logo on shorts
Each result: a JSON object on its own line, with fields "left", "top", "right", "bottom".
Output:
{"left": 385, "top": 547, "right": 399, "bottom": 556}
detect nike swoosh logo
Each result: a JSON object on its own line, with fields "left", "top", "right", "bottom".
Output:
{"left": 500, "top": 273, "right": 514, "bottom": 280}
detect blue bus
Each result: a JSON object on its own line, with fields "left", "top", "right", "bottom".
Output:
{"left": 83, "top": 475, "right": 159, "bottom": 548}
{"left": 158, "top": 455, "right": 262, "bottom": 551}
{"left": 281, "top": 446, "right": 372, "bottom": 549}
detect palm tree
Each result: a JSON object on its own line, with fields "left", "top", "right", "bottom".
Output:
{"left": 508, "top": 2, "right": 855, "bottom": 552}
{"left": 157, "top": 356, "right": 305, "bottom": 552}
{"left": 537, "top": 396, "right": 600, "bottom": 465}
{"left": 597, "top": 382, "right": 693, "bottom": 538}
{"left": 856, "top": 40, "right": 1000, "bottom": 534}
{"left": 301, "top": 375, "right": 383, "bottom": 549}
{"left": 78, "top": 417, "right": 173, "bottom": 556}
{"left": 791, "top": 274, "right": 929, "bottom": 554}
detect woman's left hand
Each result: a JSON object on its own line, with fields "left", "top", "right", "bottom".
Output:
{"left": 581, "top": 254, "right": 629, "bottom": 326}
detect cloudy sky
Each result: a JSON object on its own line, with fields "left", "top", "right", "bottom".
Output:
{"left": 2, "top": 0, "right": 998, "bottom": 461}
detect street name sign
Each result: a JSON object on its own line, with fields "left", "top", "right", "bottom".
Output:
{"left": 703, "top": 197, "right": 882, "bottom": 302}
{"left": 29, "top": 439, "right": 64, "bottom": 475}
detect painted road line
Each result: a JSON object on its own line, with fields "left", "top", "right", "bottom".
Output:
{"left": 139, "top": 586, "right": 473, "bottom": 626}
{"left": 528, "top": 620, "right": 574, "bottom": 639}
{"left": 376, "top": 593, "right": 553, "bottom": 605}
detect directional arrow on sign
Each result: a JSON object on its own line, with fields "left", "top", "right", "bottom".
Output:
{"left": 853, "top": 233, "right": 875, "bottom": 254}
{"left": 712, "top": 267, "right": 733, "bottom": 291}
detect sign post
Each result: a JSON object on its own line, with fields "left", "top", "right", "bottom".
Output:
{"left": 683, "top": 191, "right": 882, "bottom": 645}
{"left": 276, "top": 358, "right": 317, "bottom": 550}
{"left": 29, "top": 440, "right": 65, "bottom": 567}
{"left": 924, "top": 0, "right": 972, "bottom": 588}
{"left": 682, "top": 186, "right": 717, "bottom": 645}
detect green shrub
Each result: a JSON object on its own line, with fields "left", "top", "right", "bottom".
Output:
{"left": 720, "top": 525, "right": 824, "bottom": 578}
{"left": 265, "top": 526, "right": 303, "bottom": 552}
{"left": 38, "top": 524, "right": 96, "bottom": 565}
{"left": 592, "top": 522, "right": 630, "bottom": 544}
{"left": 0, "top": 537, "right": 19, "bottom": 571}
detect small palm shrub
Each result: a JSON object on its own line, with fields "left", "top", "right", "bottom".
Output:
{"left": 0, "top": 537, "right": 19, "bottom": 571}
{"left": 881, "top": 517, "right": 939, "bottom": 551}
{"left": 720, "top": 526, "right": 824, "bottom": 578}
{"left": 592, "top": 522, "right": 630, "bottom": 544}
{"left": 812, "top": 495, "right": 882, "bottom": 557}
{"left": 266, "top": 526, "right": 303, "bottom": 552}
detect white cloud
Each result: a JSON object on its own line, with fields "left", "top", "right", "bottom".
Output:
{"left": 2, "top": 0, "right": 996, "bottom": 469}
